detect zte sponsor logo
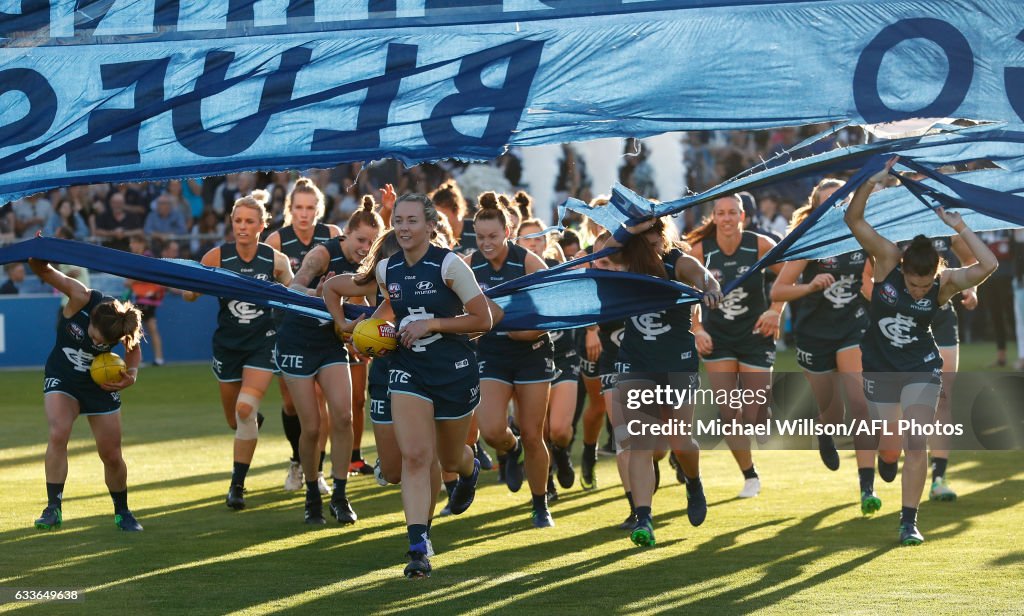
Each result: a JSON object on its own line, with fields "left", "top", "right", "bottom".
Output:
{"left": 278, "top": 354, "right": 303, "bottom": 369}
{"left": 389, "top": 370, "right": 412, "bottom": 384}
{"left": 455, "top": 359, "right": 470, "bottom": 369}
{"left": 44, "top": 378, "right": 61, "bottom": 389}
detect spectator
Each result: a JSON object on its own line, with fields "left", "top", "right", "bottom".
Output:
{"left": 43, "top": 198, "right": 89, "bottom": 240}
{"left": 0, "top": 202, "right": 14, "bottom": 242}
{"left": 980, "top": 229, "right": 1016, "bottom": 367}
{"left": 163, "top": 180, "right": 195, "bottom": 230}
{"left": 94, "top": 192, "right": 144, "bottom": 251}
{"left": 13, "top": 192, "right": 52, "bottom": 238}
{"left": 180, "top": 178, "right": 205, "bottom": 221}
{"left": 190, "top": 208, "right": 225, "bottom": 256}
{"left": 1, "top": 262, "right": 25, "bottom": 294}
{"left": 144, "top": 192, "right": 188, "bottom": 240}
{"left": 756, "top": 193, "right": 790, "bottom": 239}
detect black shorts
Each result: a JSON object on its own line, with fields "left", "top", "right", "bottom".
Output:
{"left": 43, "top": 372, "right": 122, "bottom": 415}
{"left": 478, "top": 340, "right": 555, "bottom": 385}
{"left": 862, "top": 369, "right": 942, "bottom": 405}
{"left": 388, "top": 364, "right": 480, "bottom": 421}
{"left": 212, "top": 340, "right": 277, "bottom": 382}
{"left": 795, "top": 328, "right": 865, "bottom": 373}
{"left": 932, "top": 305, "right": 958, "bottom": 348}
{"left": 274, "top": 337, "right": 349, "bottom": 378}
{"left": 553, "top": 351, "right": 581, "bottom": 385}
{"left": 139, "top": 304, "right": 158, "bottom": 321}
{"left": 703, "top": 333, "right": 776, "bottom": 369}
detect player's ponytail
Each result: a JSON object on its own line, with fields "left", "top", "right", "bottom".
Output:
{"left": 429, "top": 181, "right": 467, "bottom": 221}
{"left": 233, "top": 190, "right": 272, "bottom": 225}
{"left": 902, "top": 234, "right": 945, "bottom": 277}
{"left": 91, "top": 299, "right": 144, "bottom": 351}
{"left": 474, "top": 191, "right": 511, "bottom": 231}
{"left": 346, "top": 195, "right": 384, "bottom": 234}
{"left": 514, "top": 191, "right": 533, "bottom": 221}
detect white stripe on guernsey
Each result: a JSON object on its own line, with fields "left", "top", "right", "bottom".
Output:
{"left": 739, "top": 247, "right": 757, "bottom": 252}
{"left": 471, "top": 262, "right": 491, "bottom": 270}
{"left": 705, "top": 249, "right": 720, "bottom": 259}
{"left": 222, "top": 255, "right": 238, "bottom": 262}
{"left": 257, "top": 255, "right": 273, "bottom": 262}
{"left": 282, "top": 239, "right": 298, "bottom": 246}
{"left": 422, "top": 261, "right": 441, "bottom": 267}
{"left": 387, "top": 260, "right": 403, "bottom": 270}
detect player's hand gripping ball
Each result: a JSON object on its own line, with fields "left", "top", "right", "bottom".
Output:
{"left": 334, "top": 321, "right": 353, "bottom": 343}
{"left": 352, "top": 319, "right": 398, "bottom": 357}
{"left": 90, "top": 352, "right": 126, "bottom": 386}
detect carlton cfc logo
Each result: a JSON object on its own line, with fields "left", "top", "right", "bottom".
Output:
{"left": 228, "top": 300, "right": 264, "bottom": 324}
{"left": 880, "top": 282, "right": 898, "bottom": 305}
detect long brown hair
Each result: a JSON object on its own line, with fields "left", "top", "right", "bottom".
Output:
{"left": 91, "top": 300, "right": 144, "bottom": 351}
{"left": 354, "top": 230, "right": 400, "bottom": 286}
{"left": 685, "top": 195, "right": 741, "bottom": 246}
{"left": 789, "top": 178, "right": 844, "bottom": 232}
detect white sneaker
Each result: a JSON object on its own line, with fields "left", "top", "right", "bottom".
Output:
{"left": 373, "top": 458, "right": 389, "bottom": 487}
{"left": 317, "top": 472, "right": 332, "bottom": 495}
{"left": 284, "top": 460, "right": 303, "bottom": 491}
{"left": 738, "top": 477, "right": 761, "bottom": 498}
{"left": 425, "top": 539, "right": 436, "bottom": 558}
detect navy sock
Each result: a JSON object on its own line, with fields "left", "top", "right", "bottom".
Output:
{"left": 742, "top": 465, "right": 758, "bottom": 480}
{"left": 46, "top": 482, "right": 64, "bottom": 508}
{"left": 685, "top": 475, "right": 703, "bottom": 494}
{"left": 318, "top": 451, "right": 326, "bottom": 473}
{"left": 351, "top": 449, "right": 362, "bottom": 463}
{"left": 305, "top": 480, "right": 319, "bottom": 500}
{"left": 231, "top": 462, "right": 250, "bottom": 487}
{"left": 532, "top": 492, "right": 547, "bottom": 512}
{"left": 635, "top": 505, "right": 652, "bottom": 523}
{"left": 281, "top": 410, "right": 301, "bottom": 461}
{"left": 109, "top": 489, "right": 128, "bottom": 514}
{"left": 333, "top": 477, "right": 347, "bottom": 499}
{"left": 931, "top": 457, "right": 948, "bottom": 481}
{"left": 444, "top": 480, "right": 458, "bottom": 498}
{"left": 625, "top": 490, "right": 635, "bottom": 514}
{"left": 858, "top": 467, "right": 875, "bottom": 493}
{"left": 900, "top": 506, "right": 917, "bottom": 526}
{"left": 407, "top": 523, "right": 429, "bottom": 553}
{"left": 583, "top": 442, "right": 597, "bottom": 463}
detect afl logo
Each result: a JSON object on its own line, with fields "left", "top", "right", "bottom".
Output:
{"left": 820, "top": 257, "right": 838, "bottom": 270}
{"left": 387, "top": 282, "right": 402, "bottom": 299}
{"left": 228, "top": 300, "right": 264, "bottom": 324}
{"left": 67, "top": 322, "right": 85, "bottom": 341}
{"left": 416, "top": 281, "right": 434, "bottom": 291}
{"left": 880, "top": 283, "right": 898, "bottom": 305}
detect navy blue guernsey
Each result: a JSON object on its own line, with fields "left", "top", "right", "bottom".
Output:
{"left": 45, "top": 290, "right": 116, "bottom": 381}
{"left": 278, "top": 223, "right": 332, "bottom": 273}
{"left": 385, "top": 244, "right": 476, "bottom": 384}
{"left": 598, "top": 319, "right": 625, "bottom": 356}
{"left": 702, "top": 232, "right": 767, "bottom": 342}
{"left": 216, "top": 243, "right": 277, "bottom": 350}
{"left": 794, "top": 250, "right": 869, "bottom": 341}
{"left": 472, "top": 242, "right": 549, "bottom": 354}
{"left": 861, "top": 265, "right": 942, "bottom": 372}
{"left": 619, "top": 249, "right": 696, "bottom": 370}
{"left": 544, "top": 257, "right": 576, "bottom": 357}
{"left": 457, "top": 218, "right": 477, "bottom": 254}
{"left": 281, "top": 236, "right": 360, "bottom": 336}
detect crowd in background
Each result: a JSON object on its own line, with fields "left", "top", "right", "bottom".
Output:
{"left": 2, "top": 126, "right": 1023, "bottom": 367}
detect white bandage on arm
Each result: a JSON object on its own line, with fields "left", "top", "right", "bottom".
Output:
{"left": 442, "top": 252, "right": 483, "bottom": 304}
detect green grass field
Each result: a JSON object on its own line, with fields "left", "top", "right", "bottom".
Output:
{"left": 0, "top": 343, "right": 1022, "bottom": 614}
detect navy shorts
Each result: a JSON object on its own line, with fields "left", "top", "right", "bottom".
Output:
{"left": 43, "top": 372, "right": 121, "bottom": 415}
{"left": 598, "top": 349, "right": 620, "bottom": 393}
{"left": 369, "top": 383, "right": 392, "bottom": 424}
{"left": 795, "top": 328, "right": 864, "bottom": 373}
{"left": 553, "top": 350, "right": 581, "bottom": 385}
{"left": 212, "top": 340, "right": 277, "bottom": 382}
{"left": 388, "top": 364, "right": 480, "bottom": 421}
{"left": 478, "top": 339, "right": 555, "bottom": 385}
{"left": 702, "top": 334, "right": 776, "bottom": 369}
{"left": 862, "top": 369, "right": 942, "bottom": 405}
{"left": 274, "top": 337, "right": 349, "bottom": 378}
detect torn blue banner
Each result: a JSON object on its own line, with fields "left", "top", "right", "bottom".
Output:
{"left": 3, "top": 1, "right": 1024, "bottom": 202}
{"left": 560, "top": 124, "right": 1024, "bottom": 236}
